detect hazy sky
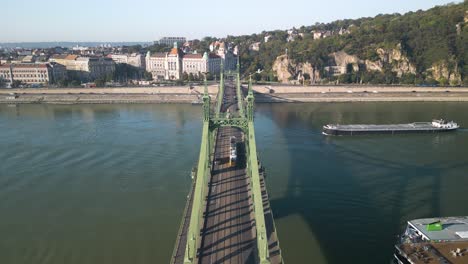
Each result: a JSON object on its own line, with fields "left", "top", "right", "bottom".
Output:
{"left": 2, "top": 0, "right": 460, "bottom": 42}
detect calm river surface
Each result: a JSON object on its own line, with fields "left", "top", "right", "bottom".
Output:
{"left": 1, "top": 102, "right": 468, "bottom": 264}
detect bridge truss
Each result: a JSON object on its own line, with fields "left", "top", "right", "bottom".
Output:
{"left": 178, "top": 61, "right": 281, "bottom": 264}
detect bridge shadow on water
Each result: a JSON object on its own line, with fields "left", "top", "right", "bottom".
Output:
{"left": 260, "top": 103, "right": 468, "bottom": 264}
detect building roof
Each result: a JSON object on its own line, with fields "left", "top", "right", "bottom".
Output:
{"left": 65, "top": 55, "right": 79, "bottom": 60}
{"left": 48, "top": 62, "right": 65, "bottom": 68}
{"left": 209, "top": 54, "right": 221, "bottom": 59}
{"left": 22, "top": 55, "right": 35, "bottom": 62}
{"left": 169, "top": 47, "right": 183, "bottom": 56}
{"left": 0, "top": 63, "right": 48, "bottom": 68}
{"left": 184, "top": 54, "right": 203, "bottom": 59}
{"left": 409, "top": 217, "right": 468, "bottom": 241}
{"left": 151, "top": 52, "right": 166, "bottom": 58}
{"left": 51, "top": 54, "right": 68, "bottom": 60}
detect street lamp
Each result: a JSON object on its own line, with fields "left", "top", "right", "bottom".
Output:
{"left": 249, "top": 69, "right": 263, "bottom": 83}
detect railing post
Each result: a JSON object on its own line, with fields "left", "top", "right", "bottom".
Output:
{"left": 216, "top": 63, "right": 224, "bottom": 117}
{"left": 236, "top": 58, "right": 244, "bottom": 117}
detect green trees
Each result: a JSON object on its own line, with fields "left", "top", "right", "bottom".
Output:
{"left": 228, "top": 2, "right": 466, "bottom": 85}
{"left": 147, "top": 44, "right": 171, "bottom": 53}
{"left": 95, "top": 78, "right": 106, "bottom": 87}
{"left": 11, "top": 80, "right": 24, "bottom": 88}
{"left": 144, "top": 71, "right": 153, "bottom": 81}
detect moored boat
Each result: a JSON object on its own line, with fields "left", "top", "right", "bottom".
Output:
{"left": 394, "top": 216, "right": 468, "bottom": 264}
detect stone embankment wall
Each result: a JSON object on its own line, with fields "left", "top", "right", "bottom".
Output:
{"left": 0, "top": 94, "right": 205, "bottom": 104}
{"left": 0, "top": 85, "right": 218, "bottom": 104}
{"left": 252, "top": 85, "right": 468, "bottom": 94}
{"left": 2, "top": 85, "right": 468, "bottom": 104}
{"left": 0, "top": 85, "right": 218, "bottom": 95}
{"left": 252, "top": 85, "right": 468, "bottom": 102}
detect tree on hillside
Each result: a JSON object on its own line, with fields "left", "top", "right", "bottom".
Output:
{"left": 229, "top": 1, "right": 466, "bottom": 85}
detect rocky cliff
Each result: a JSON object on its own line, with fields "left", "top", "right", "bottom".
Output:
{"left": 273, "top": 44, "right": 419, "bottom": 83}
{"left": 429, "top": 61, "right": 462, "bottom": 85}
{"left": 375, "top": 45, "right": 417, "bottom": 77}
{"left": 273, "top": 55, "right": 320, "bottom": 84}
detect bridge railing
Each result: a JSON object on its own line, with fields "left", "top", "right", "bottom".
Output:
{"left": 245, "top": 121, "right": 271, "bottom": 264}
{"left": 170, "top": 166, "right": 197, "bottom": 264}
{"left": 183, "top": 120, "right": 215, "bottom": 264}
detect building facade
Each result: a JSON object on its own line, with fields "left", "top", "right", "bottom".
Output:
{"left": 146, "top": 43, "right": 223, "bottom": 80}
{"left": 212, "top": 42, "right": 237, "bottom": 71}
{"left": 182, "top": 53, "right": 208, "bottom": 76}
{"left": 145, "top": 52, "right": 167, "bottom": 80}
{"left": 167, "top": 46, "right": 183, "bottom": 80}
{"left": 155, "top": 37, "right": 186, "bottom": 46}
{"left": 109, "top": 53, "right": 146, "bottom": 69}
{"left": 182, "top": 52, "right": 222, "bottom": 77}
{"left": 50, "top": 55, "right": 115, "bottom": 81}
{"left": 0, "top": 63, "right": 67, "bottom": 86}
{"left": 146, "top": 43, "right": 182, "bottom": 80}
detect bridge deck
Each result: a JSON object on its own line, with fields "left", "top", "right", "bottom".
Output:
{"left": 199, "top": 126, "right": 256, "bottom": 264}
{"left": 172, "top": 80, "right": 282, "bottom": 264}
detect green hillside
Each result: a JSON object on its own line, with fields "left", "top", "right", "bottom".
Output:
{"left": 228, "top": 1, "right": 467, "bottom": 85}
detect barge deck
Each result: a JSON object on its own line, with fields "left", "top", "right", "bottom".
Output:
{"left": 394, "top": 217, "right": 468, "bottom": 264}
{"left": 323, "top": 120, "right": 459, "bottom": 136}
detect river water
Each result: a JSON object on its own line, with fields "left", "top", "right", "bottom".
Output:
{"left": 1, "top": 102, "right": 468, "bottom": 264}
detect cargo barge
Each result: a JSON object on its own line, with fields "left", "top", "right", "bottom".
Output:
{"left": 323, "top": 119, "right": 459, "bottom": 136}
{"left": 393, "top": 216, "right": 468, "bottom": 264}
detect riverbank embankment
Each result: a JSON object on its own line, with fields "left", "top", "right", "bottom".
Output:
{"left": 253, "top": 85, "right": 468, "bottom": 102}
{"left": 0, "top": 86, "right": 218, "bottom": 104}
{"left": 2, "top": 85, "right": 468, "bottom": 104}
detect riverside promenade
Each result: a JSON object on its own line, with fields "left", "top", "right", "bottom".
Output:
{"left": 2, "top": 85, "right": 468, "bottom": 104}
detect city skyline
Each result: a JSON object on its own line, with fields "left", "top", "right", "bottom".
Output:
{"left": 2, "top": 0, "right": 461, "bottom": 42}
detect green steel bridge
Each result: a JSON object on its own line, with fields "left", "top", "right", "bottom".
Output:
{"left": 171, "top": 62, "right": 283, "bottom": 264}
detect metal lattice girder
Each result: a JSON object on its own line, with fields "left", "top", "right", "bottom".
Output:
{"left": 210, "top": 117, "right": 248, "bottom": 131}
{"left": 246, "top": 121, "right": 271, "bottom": 264}
{"left": 236, "top": 68, "right": 245, "bottom": 117}
{"left": 246, "top": 77, "right": 254, "bottom": 121}
{"left": 184, "top": 78, "right": 213, "bottom": 264}
{"left": 184, "top": 121, "right": 211, "bottom": 264}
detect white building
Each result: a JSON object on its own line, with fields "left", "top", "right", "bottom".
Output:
{"left": 155, "top": 37, "right": 186, "bottom": 46}
{"left": 145, "top": 52, "right": 167, "bottom": 80}
{"left": 183, "top": 53, "right": 208, "bottom": 75}
{"left": 146, "top": 43, "right": 183, "bottom": 80}
{"left": 324, "top": 66, "right": 346, "bottom": 76}
{"left": 146, "top": 43, "right": 224, "bottom": 80}
{"left": 215, "top": 42, "right": 237, "bottom": 71}
{"left": 249, "top": 42, "right": 261, "bottom": 51}
{"left": 109, "top": 53, "right": 146, "bottom": 69}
